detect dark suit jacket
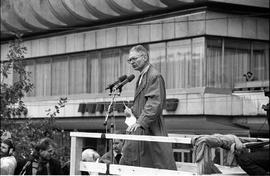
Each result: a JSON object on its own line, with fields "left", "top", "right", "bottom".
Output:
{"left": 120, "top": 65, "right": 177, "bottom": 170}
{"left": 100, "top": 150, "right": 120, "bottom": 164}
{"left": 15, "top": 158, "right": 64, "bottom": 175}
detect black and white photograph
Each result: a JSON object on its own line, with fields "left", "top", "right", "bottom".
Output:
{"left": 1, "top": 0, "right": 269, "bottom": 175}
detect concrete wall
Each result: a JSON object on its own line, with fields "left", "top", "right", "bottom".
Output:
{"left": 20, "top": 89, "right": 268, "bottom": 118}
{"left": 1, "top": 10, "right": 269, "bottom": 61}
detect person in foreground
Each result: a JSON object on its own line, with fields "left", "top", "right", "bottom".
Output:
{"left": 17, "top": 137, "right": 63, "bottom": 175}
{"left": 0, "top": 138, "right": 17, "bottom": 175}
{"left": 119, "top": 45, "right": 177, "bottom": 170}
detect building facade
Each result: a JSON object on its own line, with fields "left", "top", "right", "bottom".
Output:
{"left": 1, "top": 0, "right": 269, "bottom": 140}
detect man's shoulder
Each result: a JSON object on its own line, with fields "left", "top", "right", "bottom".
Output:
{"left": 1, "top": 155, "right": 16, "bottom": 162}
{"left": 148, "top": 65, "right": 162, "bottom": 78}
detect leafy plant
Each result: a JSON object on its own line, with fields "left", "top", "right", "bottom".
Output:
{"left": 0, "top": 36, "right": 70, "bottom": 166}
{"left": 0, "top": 37, "right": 33, "bottom": 118}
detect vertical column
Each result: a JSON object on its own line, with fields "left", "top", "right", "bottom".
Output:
{"left": 70, "top": 136, "right": 83, "bottom": 175}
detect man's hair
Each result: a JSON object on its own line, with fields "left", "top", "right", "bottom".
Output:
{"left": 35, "top": 137, "right": 56, "bottom": 151}
{"left": 1, "top": 139, "right": 14, "bottom": 150}
{"left": 130, "top": 45, "right": 149, "bottom": 59}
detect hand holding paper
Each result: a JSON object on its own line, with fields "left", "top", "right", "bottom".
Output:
{"left": 124, "top": 104, "right": 136, "bottom": 127}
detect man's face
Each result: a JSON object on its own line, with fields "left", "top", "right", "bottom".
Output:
{"left": 128, "top": 50, "right": 148, "bottom": 72}
{"left": 0, "top": 143, "right": 10, "bottom": 158}
{"left": 39, "top": 145, "right": 54, "bottom": 161}
{"left": 113, "top": 139, "right": 123, "bottom": 154}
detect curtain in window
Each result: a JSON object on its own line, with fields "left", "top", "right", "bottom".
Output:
{"left": 167, "top": 39, "right": 191, "bottom": 89}
{"left": 87, "top": 52, "right": 100, "bottom": 93}
{"left": 206, "top": 38, "right": 223, "bottom": 88}
{"left": 252, "top": 42, "right": 269, "bottom": 81}
{"left": 149, "top": 43, "right": 166, "bottom": 84}
{"left": 69, "top": 54, "right": 87, "bottom": 94}
{"left": 120, "top": 47, "right": 138, "bottom": 93}
{"left": 101, "top": 49, "right": 121, "bottom": 93}
{"left": 225, "top": 40, "right": 251, "bottom": 85}
{"left": 191, "top": 38, "right": 205, "bottom": 87}
{"left": 36, "top": 59, "right": 51, "bottom": 96}
{"left": 52, "top": 57, "right": 68, "bottom": 95}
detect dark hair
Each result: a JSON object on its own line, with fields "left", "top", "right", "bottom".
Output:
{"left": 35, "top": 137, "right": 56, "bottom": 151}
{"left": 2, "top": 138, "right": 14, "bottom": 150}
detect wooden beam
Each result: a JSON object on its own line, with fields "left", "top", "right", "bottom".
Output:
{"left": 80, "top": 162, "right": 194, "bottom": 176}
{"left": 70, "top": 132, "right": 192, "bottom": 144}
{"left": 70, "top": 136, "right": 83, "bottom": 175}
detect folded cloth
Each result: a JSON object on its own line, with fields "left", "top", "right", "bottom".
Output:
{"left": 191, "top": 134, "right": 245, "bottom": 174}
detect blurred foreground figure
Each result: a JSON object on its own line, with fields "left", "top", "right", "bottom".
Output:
{"left": 18, "top": 137, "right": 63, "bottom": 175}
{"left": 0, "top": 138, "right": 17, "bottom": 175}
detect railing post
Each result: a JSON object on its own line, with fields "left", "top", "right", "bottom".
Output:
{"left": 70, "top": 136, "right": 83, "bottom": 175}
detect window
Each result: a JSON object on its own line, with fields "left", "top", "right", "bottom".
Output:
{"left": 149, "top": 43, "right": 166, "bottom": 83}
{"left": 225, "top": 39, "right": 251, "bottom": 85}
{"left": 206, "top": 38, "right": 269, "bottom": 88}
{"left": 69, "top": 54, "right": 87, "bottom": 94}
{"left": 252, "top": 41, "right": 269, "bottom": 81}
{"left": 206, "top": 38, "right": 224, "bottom": 88}
{"left": 87, "top": 52, "right": 100, "bottom": 93}
{"left": 191, "top": 38, "right": 205, "bottom": 87}
{"left": 51, "top": 56, "right": 68, "bottom": 96}
{"left": 22, "top": 37, "right": 269, "bottom": 97}
{"left": 166, "top": 39, "right": 191, "bottom": 89}
{"left": 101, "top": 49, "right": 121, "bottom": 93}
{"left": 36, "top": 58, "right": 51, "bottom": 96}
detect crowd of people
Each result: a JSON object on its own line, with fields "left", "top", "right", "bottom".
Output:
{"left": 1, "top": 45, "right": 269, "bottom": 176}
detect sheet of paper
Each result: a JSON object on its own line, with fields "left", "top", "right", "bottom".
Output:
{"left": 125, "top": 114, "right": 136, "bottom": 127}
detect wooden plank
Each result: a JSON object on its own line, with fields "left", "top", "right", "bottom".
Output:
{"left": 70, "top": 132, "right": 192, "bottom": 144}
{"left": 80, "top": 162, "right": 246, "bottom": 176}
{"left": 70, "top": 136, "right": 83, "bottom": 175}
{"left": 80, "top": 162, "right": 194, "bottom": 176}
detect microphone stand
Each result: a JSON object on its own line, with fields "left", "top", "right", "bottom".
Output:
{"left": 104, "top": 87, "right": 122, "bottom": 164}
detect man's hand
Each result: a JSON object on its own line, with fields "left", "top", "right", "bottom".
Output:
{"left": 127, "top": 123, "right": 141, "bottom": 132}
{"left": 124, "top": 105, "right": 132, "bottom": 117}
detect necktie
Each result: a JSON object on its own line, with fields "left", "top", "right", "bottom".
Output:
{"left": 115, "top": 153, "right": 122, "bottom": 164}
{"left": 136, "top": 74, "right": 142, "bottom": 88}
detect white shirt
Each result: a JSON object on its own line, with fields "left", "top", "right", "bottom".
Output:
{"left": 0, "top": 155, "right": 17, "bottom": 175}
{"left": 138, "top": 64, "right": 150, "bottom": 86}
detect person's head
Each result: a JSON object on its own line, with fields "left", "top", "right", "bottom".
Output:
{"left": 0, "top": 139, "right": 14, "bottom": 158}
{"left": 128, "top": 45, "right": 149, "bottom": 72}
{"left": 35, "top": 137, "right": 56, "bottom": 161}
{"left": 113, "top": 139, "right": 123, "bottom": 154}
{"left": 82, "top": 149, "right": 100, "bottom": 162}
{"left": 247, "top": 71, "right": 253, "bottom": 77}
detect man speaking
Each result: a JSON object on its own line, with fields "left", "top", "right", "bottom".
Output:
{"left": 120, "top": 45, "right": 176, "bottom": 170}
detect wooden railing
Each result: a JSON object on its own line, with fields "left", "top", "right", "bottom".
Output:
{"left": 70, "top": 132, "right": 193, "bottom": 175}
{"left": 69, "top": 132, "right": 268, "bottom": 175}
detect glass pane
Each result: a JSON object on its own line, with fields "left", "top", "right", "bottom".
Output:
{"left": 52, "top": 56, "right": 68, "bottom": 96}
{"left": 120, "top": 47, "right": 138, "bottom": 93}
{"left": 36, "top": 58, "right": 51, "bottom": 96}
{"left": 167, "top": 39, "right": 191, "bottom": 89}
{"left": 206, "top": 38, "right": 223, "bottom": 88}
{"left": 69, "top": 54, "right": 87, "bottom": 94}
{"left": 87, "top": 52, "right": 100, "bottom": 93}
{"left": 191, "top": 38, "right": 205, "bottom": 87}
{"left": 252, "top": 41, "right": 269, "bottom": 81}
{"left": 225, "top": 39, "right": 251, "bottom": 85}
{"left": 101, "top": 49, "right": 121, "bottom": 93}
{"left": 149, "top": 43, "right": 166, "bottom": 84}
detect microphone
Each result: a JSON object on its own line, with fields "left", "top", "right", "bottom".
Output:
{"left": 105, "top": 75, "right": 127, "bottom": 90}
{"left": 114, "top": 74, "right": 135, "bottom": 90}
